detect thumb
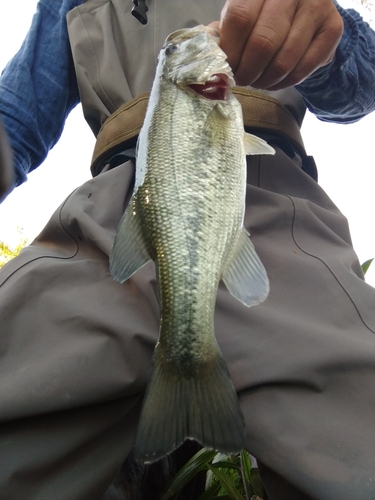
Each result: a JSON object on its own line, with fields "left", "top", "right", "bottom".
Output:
{"left": 207, "top": 21, "right": 220, "bottom": 30}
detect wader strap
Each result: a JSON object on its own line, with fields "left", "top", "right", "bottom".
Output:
{"left": 91, "top": 87, "right": 306, "bottom": 177}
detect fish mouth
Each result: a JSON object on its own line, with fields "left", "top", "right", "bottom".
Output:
{"left": 187, "top": 74, "right": 229, "bottom": 101}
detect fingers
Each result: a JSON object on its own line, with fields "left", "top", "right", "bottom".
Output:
{"left": 207, "top": 20, "right": 220, "bottom": 30}
{"left": 220, "top": 0, "right": 298, "bottom": 84}
{"left": 218, "top": 0, "right": 344, "bottom": 89}
{"left": 218, "top": 0, "right": 265, "bottom": 76}
{"left": 251, "top": 2, "right": 343, "bottom": 89}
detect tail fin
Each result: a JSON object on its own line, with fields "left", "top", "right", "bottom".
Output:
{"left": 134, "top": 350, "right": 245, "bottom": 464}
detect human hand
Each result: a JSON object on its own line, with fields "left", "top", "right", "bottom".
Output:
{"left": 0, "top": 118, "right": 14, "bottom": 202}
{"left": 210, "top": 0, "right": 343, "bottom": 90}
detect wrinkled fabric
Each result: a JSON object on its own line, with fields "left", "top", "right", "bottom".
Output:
{"left": 297, "top": 3, "right": 375, "bottom": 123}
{"left": 1, "top": 1, "right": 375, "bottom": 499}
{"left": 1, "top": 149, "right": 375, "bottom": 499}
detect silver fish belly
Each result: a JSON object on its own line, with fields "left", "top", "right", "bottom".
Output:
{"left": 110, "top": 25, "right": 274, "bottom": 463}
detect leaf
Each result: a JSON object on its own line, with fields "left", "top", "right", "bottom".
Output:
{"left": 240, "top": 451, "right": 251, "bottom": 485}
{"left": 361, "top": 258, "right": 374, "bottom": 275}
{"left": 249, "top": 468, "right": 266, "bottom": 499}
{"left": 158, "top": 448, "right": 217, "bottom": 500}
{"left": 202, "top": 497, "right": 233, "bottom": 500}
{"left": 210, "top": 461, "right": 242, "bottom": 472}
{"left": 207, "top": 464, "right": 245, "bottom": 500}
{"left": 197, "top": 482, "right": 223, "bottom": 499}
{"left": 0, "top": 228, "right": 29, "bottom": 268}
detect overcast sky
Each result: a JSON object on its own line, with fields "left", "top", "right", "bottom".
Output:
{"left": 0, "top": 0, "right": 374, "bottom": 286}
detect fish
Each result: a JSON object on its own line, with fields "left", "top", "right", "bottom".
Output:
{"left": 109, "top": 25, "right": 274, "bottom": 464}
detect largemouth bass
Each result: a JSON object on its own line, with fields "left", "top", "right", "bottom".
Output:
{"left": 110, "top": 25, "right": 274, "bottom": 463}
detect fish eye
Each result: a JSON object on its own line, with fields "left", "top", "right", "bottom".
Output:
{"left": 165, "top": 43, "right": 178, "bottom": 55}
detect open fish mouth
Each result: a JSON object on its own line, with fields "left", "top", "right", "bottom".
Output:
{"left": 187, "top": 74, "right": 229, "bottom": 101}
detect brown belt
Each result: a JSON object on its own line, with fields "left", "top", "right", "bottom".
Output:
{"left": 91, "top": 87, "right": 305, "bottom": 177}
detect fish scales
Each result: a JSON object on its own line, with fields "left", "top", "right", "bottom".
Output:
{"left": 141, "top": 90, "right": 244, "bottom": 358}
{"left": 109, "top": 25, "right": 273, "bottom": 463}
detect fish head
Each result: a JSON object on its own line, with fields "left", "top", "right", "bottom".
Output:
{"left": 160, "top": 25, "right": 235, "bottom": 101}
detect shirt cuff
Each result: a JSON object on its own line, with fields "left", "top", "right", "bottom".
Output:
{"left": 296, "top": 3, "right": 375, "bottom": 123}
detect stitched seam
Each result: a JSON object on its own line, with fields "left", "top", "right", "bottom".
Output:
{"left": 0, "top": 192, "right": 80, "bottom": 289}
{"left": 286, "top": 194, "right": 375, "bottom": 335}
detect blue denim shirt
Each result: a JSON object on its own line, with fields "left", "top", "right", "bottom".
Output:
{"left": 0, "top": 0, "right": 374, "bottom": 188}
{"left": 297, "top": 3, "right": 375, "bottom": 124}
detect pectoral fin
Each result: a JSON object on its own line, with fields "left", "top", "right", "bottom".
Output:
{"left": 109, "top": 200, "right": 151, "bottom": 283}
{"left": 222, "top": 228, "right": 269, "bottom": 307}
{"left": 243, "top": 132, "right": 275, "bottom": 156}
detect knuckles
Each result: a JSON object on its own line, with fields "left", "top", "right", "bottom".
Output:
{"left": 249, "top": 25, "right": 284, "bottom": 58}
{"left": 221, "top": 0, "right": 261, "bottom": 32}
{"left": 325, "top": 11, "right": 344, "bottom": 45}
{"left": 222, "top": 0, "right": 345, "bottom": 88}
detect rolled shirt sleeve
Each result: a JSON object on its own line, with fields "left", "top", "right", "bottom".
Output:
{"left": 0, "top": 0, "right": 83, "bottom": 188}
{"left": 296, "top": 3, "right": 375, "bottom": 123}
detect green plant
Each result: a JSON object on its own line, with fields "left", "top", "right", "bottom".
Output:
{"left": 0, "top": 228, "right": 29, "bottom": 268}
{"left": 361, "top": 258, "right": 373, "bottom": 275}
{"left": 158, "top": 448, "right": 266, "bottom": 500}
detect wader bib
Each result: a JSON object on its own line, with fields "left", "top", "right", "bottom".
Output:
{"left": 0, "top": 1, "right": 374, "bottom": 499}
